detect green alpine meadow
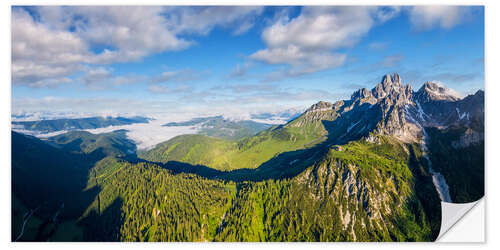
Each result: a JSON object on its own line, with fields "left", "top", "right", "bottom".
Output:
{"left": 12, "top": 73, "right": 484, "bottom": 242}
{"left": 11, "top": 6, "right": 484, "bottom": 242}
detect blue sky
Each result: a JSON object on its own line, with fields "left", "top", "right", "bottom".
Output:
{"left": 11, "top": 6, "right": 484, "bottom": 117}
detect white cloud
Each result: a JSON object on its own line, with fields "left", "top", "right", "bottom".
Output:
{"left": 11, "top": 6, "right": 264, "bottom": 88}
{"left": 152, "top": 69, "right": 208, "bottom": 83}
{"left": 261, "top": 7, "right": 377, "bottom": 50}
{"left": 84, "top": 118, "right": 201, "bottom": 150}
{"left": 11, "top": 9, "right": 89, "bottom": 87}
{"left": 12, "top": 83, "right": 343, "bottom": 120}
{"left": 229, "top": 62, "right": 252, "bottom": 78}
{"left": 250, "top": 6, "right": 399, "bottom": 79}
{"left": 19, "top": 77, "right": 74, "bottom": 88}
{"left": 14, "top": 115, "right": 203, "bottom": 150}
{"left": 12, "top": 96, "right": 186, "bottom": 117}
{"left": 148, "top": 83, "right": 192, "bottom": 95}
{"left": 69, "top": 6, "right": 192, "bottom": 63}
{"left": 251, "top": 46, "right": 347, "bottom": 77}
{"left": 166, "top": 6, "right": 264, "bottom": 36}
{"left": 80, "top": 66, "right": 147, "bottom": 89}
{"left": 12, "top": 9, "right": 89, "bottom": 64}
{"left": 148, "top": 85, "right": 170, "bottom": 94}
{"left": 82, "top": 67, "right": 112, "bottom": 85}
{"left": 251, "top": 45, "right": 306, "bottom": 64}
{"left": 408, "top": 6, "right": 468, "bottom": 30}
{"left": 382, "top": 54, "right": 404, "bottom": 67}
{"left": 232, "top": 19, "right": 256, "bottom": 35}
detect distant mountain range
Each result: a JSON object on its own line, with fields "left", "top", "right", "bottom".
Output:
{"left": 11, "top": 73, "right": 483, "bottom": 242}
{"left": 163, "top": 115, "right": 274, "bottom": 140}
{"left": 249, "top": 108, "right": 303, "bottom": 123}
{"left": 12, "top": 116, "right": 151, "bottom": 133}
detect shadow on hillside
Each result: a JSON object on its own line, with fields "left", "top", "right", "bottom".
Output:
{"left": 407, "top": 144, "right": 442, "bottom": 240}
{"left": 126, "top": 130, "right": 336, "bottom": 182}
{"left": 79, "top": 197, "right": 124, "bottom": 241}
{"left": 11, "top": 131, "right": 110, "bottom": 241}
{"left": 12, "top": 97, "right": 444, "bottom": 241}
{"left": 130, "top": 102, "right": 380, "bottom": 182}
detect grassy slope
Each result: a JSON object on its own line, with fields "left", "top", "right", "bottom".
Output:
{"left": 81, "top": 135, "right": 438, "bottom": 241}
{"left": 12, "top": 107, "right": 443, "bottom": 242}
{"left": 221, "top": 137, "right": 436, "bottom": 242}
{"left": 139, "top": 110, "right": 332, "bottom": 171}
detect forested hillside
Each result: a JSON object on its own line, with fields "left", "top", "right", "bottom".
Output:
{"left": 11, "top": 74, "right": 483, "bottom": 242}
{"left": 12, "top": 130, "right": 440, "bottom": 242}
{"left": 13, "top": 116, "right": 150, "bottom": 133}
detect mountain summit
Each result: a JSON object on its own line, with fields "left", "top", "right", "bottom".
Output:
{"left": 11, "top": 72, "right": 484, "bottom": 242}
{"left": 416, "top": 81, "right": 462, "bottom": 102}
{"left": 288, "top": 73, "right": 482, "bottom": 144}
{"left": 372, "top": 73, "right": 404, "bottom": 99}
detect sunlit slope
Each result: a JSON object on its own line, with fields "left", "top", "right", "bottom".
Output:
{"left": 12, "top": 126, "right": 441, "bottom": 241}
{"left": 139, "top": 108, "right": 337, "bottom": 171}
{"left": 83, "top": 135, "right": 440, "bottom": 241}
{"left": 80, "top": 159, "right": 236, "bottom": 241}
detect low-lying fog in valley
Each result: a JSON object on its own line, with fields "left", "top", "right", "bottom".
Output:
{"left": 12, "top": 110, "right": 300, "bottom": 150}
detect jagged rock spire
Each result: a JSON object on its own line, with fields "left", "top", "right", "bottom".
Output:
{"left": 372, "top": 73, "right": 403, "bottom": 99}
{"left": 295, "top": 72, "right": 479, "bottom": 145}
{"left": 350, "top": 88, "right": 371, "bottom": 100}
{"left": 392, "top": 73, "right": 401, "bottom": 84}
{"left": 382, "top": 74, "right": 392, "bottom": 85}
{"left": 381, "top": 73, "right": 402, "bottom": 87}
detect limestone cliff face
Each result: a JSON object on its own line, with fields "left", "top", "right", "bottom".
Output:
{"left": 368, "top": 74, "right": 416, "bottom": 141}
{"left": 451, "top": 128, "right": 484, "bottom": 149}
{"left": 297, "top": 161, "right": 400, "bottom": 241}
{"left": 290, "top": 138, "right": 434, "bottom": 241}
{"left": 284, "top": 72, "right": 484, "bottom": 208}
{"left": 287, "top": 73, "right": 484, "bottom": 146}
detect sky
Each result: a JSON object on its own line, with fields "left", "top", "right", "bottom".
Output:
{"left": 11, "top": 6, "right": 484, "bottom": 118}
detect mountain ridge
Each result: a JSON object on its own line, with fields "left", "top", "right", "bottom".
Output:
{"left": 12, "top": 116, "right": 151, "bottom": 134}
{"left": 11, "top": 73, "right": 483, "bottom": 241}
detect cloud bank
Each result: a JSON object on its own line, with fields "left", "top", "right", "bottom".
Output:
{"left": 249, "top": 6, "right": 401, "bottom": 79}
{"left": 11, "top": 6, "right": 263, "bottom": 87}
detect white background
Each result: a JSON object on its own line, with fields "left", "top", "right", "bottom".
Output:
{"left": 438, "top": 199, "right": 485, "bottom": 242}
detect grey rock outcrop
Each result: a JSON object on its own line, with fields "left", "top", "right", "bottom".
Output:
{"left": 287, "top": 72, "right": 483, "bottom": 145}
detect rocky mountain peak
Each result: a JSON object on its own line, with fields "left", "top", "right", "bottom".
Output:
{"left": 350, "top": 88, "right": 372, "bottom": 101}
{"left": 382, "top": 73, "right": 392, "bottom": 85}
{"left": 306, "top": 101, "right": 333, "bottom": 112}
{"left": 392, "top": 72, "right": 401, "bottom": 84}
{"left": 416, "top": 81, "right": 462, "bottom": 102}
{"left": 372, "top": 73, "right": 404, "bottom": 99}
{"left": 474, "top": 89, "right": 485, "bottom": 98}
{"left": 381, "top": 73, "right": 402, "bottom": 86}
{"left": 292, "top": 73, "right": 480, "bottom": 145}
